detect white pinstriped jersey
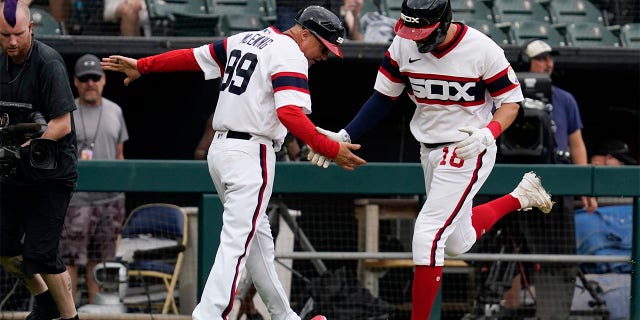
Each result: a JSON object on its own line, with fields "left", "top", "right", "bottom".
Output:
{"left": 375, "top": 23, "right": 524, "bottom": 144}
{"left": 192, "top": 26, "right": 312, "bottom": 150}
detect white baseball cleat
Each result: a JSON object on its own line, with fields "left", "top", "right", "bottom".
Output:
{"left": 510, "top": 171, "right": 553, "bottom": 214}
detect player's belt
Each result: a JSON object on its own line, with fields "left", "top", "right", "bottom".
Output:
{"left": 226, "top": 130, "right": 275, "bottom": 147}
{"left": 227, "top": 131, "right": 253, "bottom": 140}
{"left": 422, "top": 141, "right": 454, "bottom": 149}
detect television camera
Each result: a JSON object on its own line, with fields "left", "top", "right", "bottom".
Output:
{"left": 497, "top": 72, "right": 558, "bottom": 164}
{"left": 0, "top": 102, "right": 56, "bottom": 177}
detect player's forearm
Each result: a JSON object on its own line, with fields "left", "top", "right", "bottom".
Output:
{"left": 344, "top": 91, "right": 394, "bottom": 141}
{"left": 490, "top": 102, "right": 520, "bottom": 135}
{"left": 277, "top": 106, "right": 339, "bottom": 158}
{"left": 137, "top": 49, "right": 201, "bottom": 74}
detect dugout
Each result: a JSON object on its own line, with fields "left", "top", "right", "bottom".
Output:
{"left": 40, "top": 36, "right": 640, "bottom": 164}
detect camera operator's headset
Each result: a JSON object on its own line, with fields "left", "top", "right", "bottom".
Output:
{"left": 516, "top": 39, "right": 539, "bottom": 71}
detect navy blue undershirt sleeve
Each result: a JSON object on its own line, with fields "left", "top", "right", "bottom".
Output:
{"left": 344, "top": 91, "right": 395, "bottom": 141}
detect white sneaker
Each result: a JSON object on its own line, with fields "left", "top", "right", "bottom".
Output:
{"left": 510, "top": 171, "right": 553, "bottom": 214}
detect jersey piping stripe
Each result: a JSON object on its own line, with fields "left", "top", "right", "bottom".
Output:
{"left": 209, "top": 40, "right": 228, "bottom": 73}
{"left": 379, "top": 52, "right": 402, "bottom": 83}
{"left": 485, "top": 67, "right": 519, "bottom": 97}
{"left": 272, "top": 72, "right": 310, "bottom": 94}
{"left": 428, "top": 148, "right": 484, "bottom": 266}
{"left": 222, "top": 144, "right": 269, "bottom": 318}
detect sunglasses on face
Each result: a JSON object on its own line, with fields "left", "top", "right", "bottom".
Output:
{"left": 78, "top": 74, "right": 102, "bottom": 83}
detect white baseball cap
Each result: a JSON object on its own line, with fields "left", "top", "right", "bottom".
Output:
{"left": 523, "top": 40, "right": 558, "bottom": 59}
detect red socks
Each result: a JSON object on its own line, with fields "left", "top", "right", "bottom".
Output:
{"left": 471, "top": 194, "right": 521, "bottom": 239}
{"left": 411, "top": 265, "right": 443, "bottom": 320}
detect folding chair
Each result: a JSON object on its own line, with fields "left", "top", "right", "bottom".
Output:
{"left": 117, "top": 203, "right": 188, "bottom": 314}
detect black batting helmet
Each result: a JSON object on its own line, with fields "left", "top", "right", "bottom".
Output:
{"left": 394, "top": 0, "right": 452, "bottom": 52}
{"left": 295, "top": 5, "right": 345, "bottom": 58}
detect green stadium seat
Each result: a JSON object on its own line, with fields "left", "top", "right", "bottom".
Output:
{"left": 492, "top": 0, "right": 551, "bottom": 23}
{"left": 509, "top": 20, "right": 567, "bottom": 46}
{"left": 386, "top": 0, "right": 403, "bottom": 19}
{"left": 548, "top": 0, "right": 605, "bottom": 25}
{"left": 565, "top": 21, "right": 621, "bottom": 47}
{"left": 145, "top": 0, "right": 221, "bottom": 36}
{"left": 210, "top": 0, "right": 275, "bottom": 35}
{"left": 362, "top": 0, "right": 389, "bottom": 16}
{"left": 451, "top": 0, "right": 495, "bottom": 23}
{"left": 463, "top": 19, "right": 512, "bottom": 45}
{"left": 620, "top": 23, "right": 640, "bottom": 48}
{"left": 30, "top": 7, "right": 64, "bottom": 35}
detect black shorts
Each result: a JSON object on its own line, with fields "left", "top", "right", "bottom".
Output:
{"left": 0, "top": 180, "right": 73, "bottom": 274}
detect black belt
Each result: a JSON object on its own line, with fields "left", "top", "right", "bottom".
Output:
{"left": 422, "top": 141, "right": 454, "bottom": 149}
{"left": 227, "top": 130, "right": 275, "bottom": 147}
{"left": 227, "top": 130, "right": 252, "bottom": 140}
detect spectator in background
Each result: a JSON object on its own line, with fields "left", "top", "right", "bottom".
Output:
{"left": 591, "top": 138, "right": 638, "bottom": 167}
{"left": 340, "top": 0, "right": 362, "bottom": 40}
{"left": 523, "top": 39, "right": 597, "bottom": 211}
{"left": 0, "top": 1, "right": 79, "bottom": 319}
{"left": 104, "top": 0, "right": 149, "bottom": 36}
{"left": 59, "top": 54, "right": 129, "bottom": 305}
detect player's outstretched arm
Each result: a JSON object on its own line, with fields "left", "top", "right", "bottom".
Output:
{"left": 276, "top": 106, "right": 366, "bottom": 170}
{"left": 101, "top": 55, "right": 141, "bottom": 86}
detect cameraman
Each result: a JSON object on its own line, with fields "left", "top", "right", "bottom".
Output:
{"left": 0, "top": 1, "right": 79, "bottom": 320}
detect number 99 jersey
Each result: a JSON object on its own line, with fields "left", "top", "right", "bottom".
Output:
{"left": 192, "top": 26, "right": 312, "bottom": 151}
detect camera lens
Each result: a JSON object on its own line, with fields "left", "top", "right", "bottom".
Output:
{"left": 29, "top": 138, "right": 57, "bottom": 170}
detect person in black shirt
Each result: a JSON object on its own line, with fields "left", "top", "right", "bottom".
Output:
{"left": 0, "top": 1, "right": 79, "bottom": 319}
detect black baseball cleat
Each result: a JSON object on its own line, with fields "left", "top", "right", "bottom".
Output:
{"left": 25, "top": 304, "right": 60, "bottom": 320}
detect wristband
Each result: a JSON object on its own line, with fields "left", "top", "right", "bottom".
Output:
{"left": 486, "top": 121, "right": 502, "bottom": 139}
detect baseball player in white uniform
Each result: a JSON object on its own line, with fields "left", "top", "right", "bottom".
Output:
{"left": 102, "top": 6, "right": 366, "bottom": 320}
{"left": 308, "top": 0, "right": 554, "bottom": 318}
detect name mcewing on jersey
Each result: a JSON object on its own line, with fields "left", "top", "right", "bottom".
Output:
{"left": 240, "top": 32, "right": 274, "bottom": 49}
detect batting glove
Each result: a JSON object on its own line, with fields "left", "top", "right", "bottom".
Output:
{"left": 455, "top": 127, "right": 495, "bottom": 160}
{"left": 307, "top": 127, "right": 351, "bottom": 168}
